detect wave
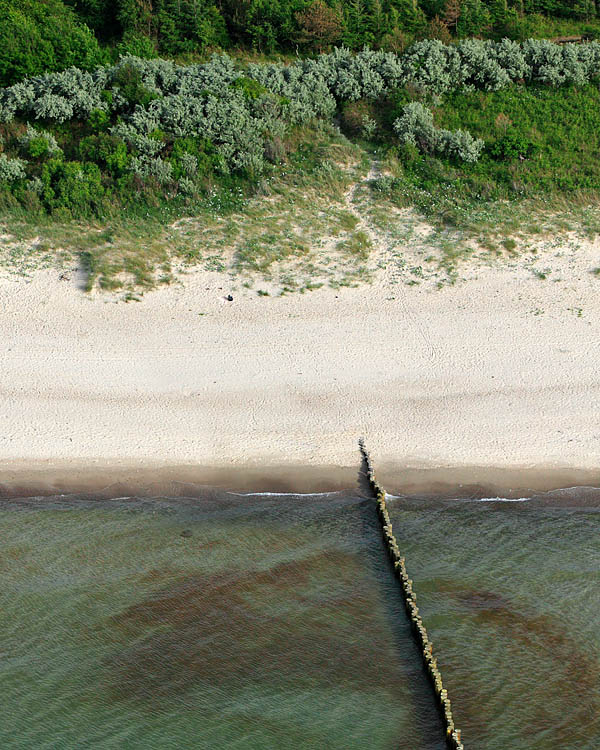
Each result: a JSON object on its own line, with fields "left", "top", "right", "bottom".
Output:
{"left": 226, "top": 490, "right": 343, "bottom": 497}
{"left": 476, "top": 496, "right": 530, "bottom": 502}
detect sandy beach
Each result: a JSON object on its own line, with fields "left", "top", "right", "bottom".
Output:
{"left": 2, "top": 233, "right": 600, "bottom": 496}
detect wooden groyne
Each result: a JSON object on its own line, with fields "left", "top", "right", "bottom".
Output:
{"left": 359, "top": 439, "right": 465, "bottom": 750}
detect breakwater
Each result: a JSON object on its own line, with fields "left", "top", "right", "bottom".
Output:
{"left": 359, "top": 439, "right": 465, "bottom": 750}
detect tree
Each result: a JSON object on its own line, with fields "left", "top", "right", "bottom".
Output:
{"left": 155, "top": 0, "right": 228, "bottom": 53}
{"left": 0, "top": 0, "right": 103, "bottom": 86}
{"left": 443, "top": 0, "right": 461, "bottom": 29}
{"left": 489, "top": 0, "right": 510, "bottom": 27}
{"left": 219, "top": 0, "right": 306, "bottom": 50}
{"left": 217, "top": 0, "right": 247, "bottom": 43}
{"left": 380, "top": 25, "right": 409, "bottom": 53}
{"left": 428, "top": 15, "right": 452, "bottom": 42}
{"left": 572, "top": 0, "right": 595, "bottom": 18}
{"left": 246, "top": 0, "right": 287, "bottom": 51}
{"left": 342, "top": 0, "right": 378, "bottom": 48}
{"left": 63, "top": 0, "right": 120, "bottom": 40}
{"left": 387, "top": 0, "right": 426, "bottom": 32}
{"left": 456, "top": 0, "right": 491, "bottom": 36}
{"left": 296, "top": 0, "right": 342, "bottom": 52}
{"left": 117, "top": 0, "right": 154, "bottom": 37}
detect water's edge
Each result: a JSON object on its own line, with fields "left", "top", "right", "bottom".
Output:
{"left": 4, "top": 461, "right": 600, "bottom": 501}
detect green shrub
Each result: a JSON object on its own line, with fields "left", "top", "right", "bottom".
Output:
{"left": 115, "top": 33, "right": 157, "bottom": 60}
{"left": 394, "top": 101, "right": 439, "bottom": 153}
{"left": 393, "top": 101, "right": 484, "bottom": 162}
{"left": 26, "top": 137, "right": 50, "bottom": 159}
{"left": 79, "top": 134, "right": 129, "bottom": 176}
{"left": 19, "top": 124, "right": 62, "bottom": 159}
{"left": 101, "top": 89, "right": 114, "bottom": 108}
{"left": 129, "top": 155, "right": 174, "bottom": 184}
{"left": 489, "top": 131, "right": 538, "bottom": 161}
{"left": 170, "top": 136, "right": 218, "bottom": 177}
{"left": 230, "top": 76, "right": 268, "bottom": 100}
{"left": 88, "top": 108, "right": 110, "bottom": 132}
{"left": 439, "top": 128, "right": 485, "bottom": 162}
{"left": 0, "top": 153, "right": 27, "bottom": 182}
{"left": 112, "top": 60, "right": 160, "bottom": 108}
{"left": 40, "top": 159, "right": 105, "bottom": 215}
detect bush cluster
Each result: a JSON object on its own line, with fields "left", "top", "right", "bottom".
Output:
{"left": 1, "top": 39, "right": 600, "bottom": 213}
{"left": 0, "top": 153, "right": 27, "bottom": 182}
{"left": 19, "top": 125, "right": 62, "bottom": 158}
{"left": 394, "top": 102, "right": 484, "bottom": 162}
{"left": 401, "top": 38, "right": 600, "bottom": 94}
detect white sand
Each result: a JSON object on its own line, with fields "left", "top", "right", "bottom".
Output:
{"left": 2, "top": 233, "right": 600, "bottom": 493}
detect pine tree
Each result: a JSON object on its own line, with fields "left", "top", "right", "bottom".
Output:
{"left": 64, "top": 0, "right": 120, "bottom": 39}
{"left": 573, "top": 0, "right": 595, "bottom": 19}
{"left": 428, "top": 14, "right": 452, "bottom": 41}
{"left": 443, "top": 0, "right": 461, "bottom": 29}
{"left": 155, "top": 0, "right": 228, "bottom": 53}
{"left": 456, "top": 0, "right": 490, "bottom": 36}
{"left": 379, "top": 9, "right": 409, "bottom": 51}
{"left": 388, "top": 0, "right": 426, "bottom": 32}
{"left": 117, "top": 0, "right": 154, "bottom": 37}
{"left": 342, "top": 0, "right": 377, "bottom": 48}
{"left": 296, "top": 0, "right": 342, "bottom": 52}
{"left": 371, "top": 0, "right": 386, "bottom": 44}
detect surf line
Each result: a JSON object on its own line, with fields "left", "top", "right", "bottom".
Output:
{"left": 359, "top": 439, "right": 465, "bottom": 750}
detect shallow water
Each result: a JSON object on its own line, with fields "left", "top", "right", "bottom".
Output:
{"left": 1, "top": 487, "right": 599, "bottom": 749}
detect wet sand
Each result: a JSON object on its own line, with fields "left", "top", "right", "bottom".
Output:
{"left": 3, "top": 460, "right": 600, "bottom": 502}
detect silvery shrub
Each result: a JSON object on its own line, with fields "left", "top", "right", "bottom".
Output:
{"left": 0, "top": 154, "right": 27, "bottom": 182}
{"left": 394, "top": 102, "right": 483, "bottom": 162}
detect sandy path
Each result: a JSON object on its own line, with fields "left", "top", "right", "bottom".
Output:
{"left": 1, "top": 232, "right": 600, "bottom": 493}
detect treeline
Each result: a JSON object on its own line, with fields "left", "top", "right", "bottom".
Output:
{"left": 2, "top": 0, "right": 600, "bottom": 86}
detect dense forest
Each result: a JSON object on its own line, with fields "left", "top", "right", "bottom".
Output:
{"left": 2, "top": 0, "right": 600, "bottom": 86}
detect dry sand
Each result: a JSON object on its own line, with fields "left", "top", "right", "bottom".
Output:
{"left": 2, "top": 232, "right": 600, "bottom": 496}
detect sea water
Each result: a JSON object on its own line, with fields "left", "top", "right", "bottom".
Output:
{"left": 1, "top": 487, "right": 598, "bottom": 749}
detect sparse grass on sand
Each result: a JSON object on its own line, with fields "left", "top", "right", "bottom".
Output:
{"left": 3, "top": 108, "right": 600, "bottom": 297}
{"left": 0, "top": 126, "right": 378, "bottom": 296}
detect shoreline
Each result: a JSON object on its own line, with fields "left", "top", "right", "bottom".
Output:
{"left": 2, "top": 458, "right": 600, "bottom": 499}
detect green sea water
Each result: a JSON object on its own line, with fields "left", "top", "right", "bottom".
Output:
{"left": 1, "top": 487, "right": 598, "bottom": 749}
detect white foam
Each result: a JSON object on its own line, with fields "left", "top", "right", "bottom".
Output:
{"left": 384, "top": 493, "right": 530, "bottom": 502}
{"left": 476, "top": 496, "right": 530, "bottom": 503}
{"left": 227, "top": 490, "right": 341, "bottom": 497}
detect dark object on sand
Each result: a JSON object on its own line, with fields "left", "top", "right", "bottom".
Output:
{"left": 225, "top": 294, "right": 234, "bottom": 301}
